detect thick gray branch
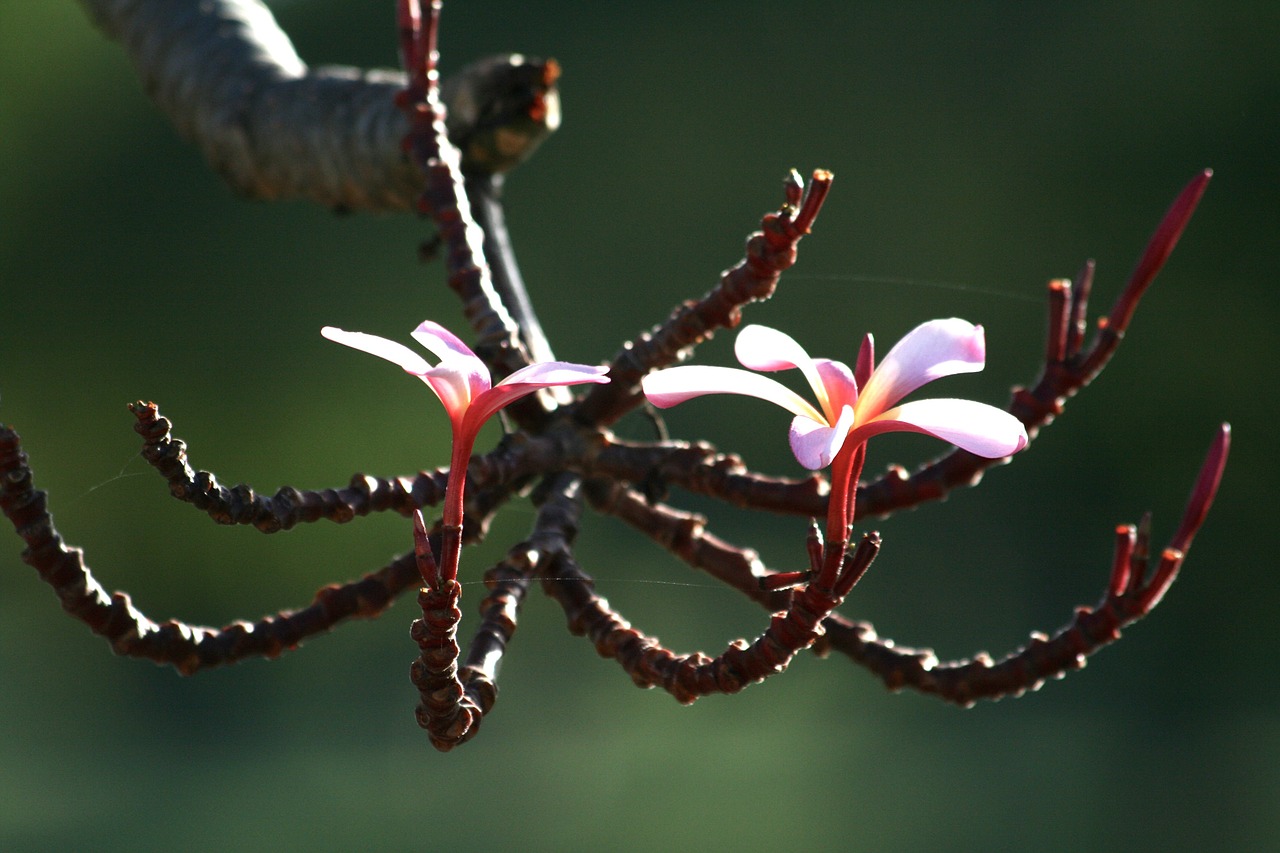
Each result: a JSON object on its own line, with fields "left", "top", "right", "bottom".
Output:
{"left": 81, "top": 0, "right": 421, "bottom": 211}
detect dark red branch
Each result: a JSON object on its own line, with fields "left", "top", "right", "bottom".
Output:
{"left": 130, "top": 400, "right": 539, "bottom": 534}
{"left": 541, "top": 522, "right": 879, "bottom": 703}
{"left": 584, "top": 478, "right": 790, "bottom": 611}
{"left": 396, "top": 0, "right": 536, "bottom": 397}
{"left": 1, "top": 424, "right": 422, "bottom": 674}
{"left": 132, "top": 401, "right": 449, "bottom": 531}
{"left": 411, "top": 578, "right": 479, "bottom": 750}
{"left": 446, "top": 472, "right": 586, "bottom": 745}
{"left": 817, "top": 424, "right": 1230, "bottom": 704}
{"left": 590, "top": 424, "right": 1229, "bottom": 705}
{"left": 577, "top": 169, "right": 834, "bottom": 427}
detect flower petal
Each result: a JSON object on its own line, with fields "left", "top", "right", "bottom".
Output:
{"left": 734, "top": 325, "right": 834, "bottom": 418}
{"left": 463, "top": 362, "right": 610, "bottom": 431}
{"left": 419, "top": 367, "right": 477, "bottom": 424}
{"left": 321, "top": 326, "right": 433, "bottom": 375}
{"left": 814, "top": 358, "right": 858, "bottom": 415}
{"left": 496, "top": 361, "right": 610, "bottom": 390}
{"left": 856, "top": 318, "right": 986, "bottom": 418}
{"left": 411, "top": 320, "right": 491, "bottom": 399}
{"left": 851, "top": 398, "right": 1029, "bottom": 458}
{"left": 788, "top": 405, "right": 855, "bottom": 470}
{"left": 410, "top": 320, "right": 481, "bottom": 364}
{"left": 642, "top": 365, "right": 824, "bottom": 423}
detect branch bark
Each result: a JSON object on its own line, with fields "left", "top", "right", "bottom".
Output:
{"left": 81, "top": 0, "right": 423, "bottom": 211}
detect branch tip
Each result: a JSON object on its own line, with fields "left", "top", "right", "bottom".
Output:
{"left": 1108, "top": 169, "right": 1213, "bottom": 333}
{"left": 793, "top": 169, "right": 834, "bottom": 233}
{"left": 1170, "top": 422, "right": 1230, "bottom": 552}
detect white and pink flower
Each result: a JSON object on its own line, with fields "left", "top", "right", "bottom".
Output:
{"left": 642, "top": 318, "right": 1027, "bottom": 470}
{"left": 323, "top": 320, "right": 608, "bottom": 584}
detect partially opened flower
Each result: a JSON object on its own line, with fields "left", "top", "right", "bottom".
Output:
{"left": 323, "top": 320, "right": 609, "bottom": 584}
{"left": 642, "top": 318, "right": 1027, "bottom": 470}
{"left": 322, "top": 320, "right": 608, "bottom": 443}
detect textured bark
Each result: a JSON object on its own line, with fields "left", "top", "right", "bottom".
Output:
{"left": 81, "top": 0, "right": 422, "bottom": 210}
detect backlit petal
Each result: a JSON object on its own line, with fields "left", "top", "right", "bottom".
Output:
{"left": 856, "top": 318, "right": 986, "bottom": 418}
{"left": 411, "top": 320, "right": 491, "bottom": 399}
{"left": 814, "top": 358, "right": 858, "bottom": 414}
{"left": 642, "top": 365, "right": 825, "bottom": 423}
{"left": 496, "top": 361, "right": 610, "bottom": 390}
{"left": 735, "top": 325, "right": 833, "bottom": 418}
{"left": 419, "top": 367, "right": 476, "bottom": 423}
{"left": 851, "top": 398, "right": 1028, "bottom": 458}
{"left": 321, "top": 326, "right": 432, "bottom": 375}
{"left": 788, "top": 405, "right": 855, "bottom": 470}
{"left": 463, "top": 362, "right": 610, "bottom": 431}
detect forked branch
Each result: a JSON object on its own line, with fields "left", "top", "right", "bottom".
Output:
{"left": 0, "top": 0, "right": 1229, "bottom": 751}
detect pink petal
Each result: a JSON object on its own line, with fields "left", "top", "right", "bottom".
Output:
{"left": 321, "top": 326, "right": 433, "bottom": 375}
{"left": 734, "top": 325, "right": 812, "bottom": 372}
{"left": 641, "top": 365, "right": 824, "bottom": 423}
{"left": 419, "top": 367, "right": 478, "bottom": 424}
{"left": 496, "top": 361, "right": 610, "bottom": 389}
{"left": 856, "top": 319, "right": 986, "bottom": 418}
{"left": 734, "top": 325, "right": 833, "bottom": 417}
{"left": 788, "top": 406, "right": 855, "bottom": 470}
{"left": 814, "top": 358, "right": 858, "bottom": 414}
{"left": 851, "top": 398, "right": 1028, "bottom": 458}
{"left": 411, "top": 320, "right": 491, "bottom": 399}
{"left": 411, "top": 320, "right": 482, "bottom": 363}
{"left": 463, "top": 362, "right": 610, "bottom": 436}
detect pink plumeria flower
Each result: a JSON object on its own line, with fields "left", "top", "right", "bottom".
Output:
{"left": 322, "top": 320, "right": 609, "bottom": 442}
{"left": 323, "top": 319, "right": 608, "bottom": 586}
{"left": 641, "top": 318, "right": 1028, "bottom": 470}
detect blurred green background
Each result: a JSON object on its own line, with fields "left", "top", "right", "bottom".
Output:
{"left": 2, "top": 1, "right": 1275, "bottom": 850}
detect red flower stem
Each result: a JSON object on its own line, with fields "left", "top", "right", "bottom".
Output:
{"left": 436, "top": 431, "right": 475, "bottom": 585}
{"left": 819, "top": 442, "right": 866, "bottom": 590}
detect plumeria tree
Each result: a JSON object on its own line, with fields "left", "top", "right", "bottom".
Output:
{"left": 0, "top": 0, "right": 1230, "bottom": 754}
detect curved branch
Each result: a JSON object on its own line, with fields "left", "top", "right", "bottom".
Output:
{"left": 0, "top": 424, "right": 424, "bottom": 674}
{"left": 81, "top": 0, "right": 425, "bottom": 210}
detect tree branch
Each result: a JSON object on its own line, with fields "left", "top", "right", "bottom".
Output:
{"left": 81, "top": 0, "right": 427, "bottom": 211}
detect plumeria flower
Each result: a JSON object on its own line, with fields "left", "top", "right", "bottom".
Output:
{"left": 322, "top": 320, "right": 609, "bottom": 443}
{"left": 323, "top": 320, "right": 608, "bottom": 585}
{"left": 644, "top": 318, "right": 1027, "bottom": 576}
{"left": 642, "top": 318, "right": 1027, "bottom": 471}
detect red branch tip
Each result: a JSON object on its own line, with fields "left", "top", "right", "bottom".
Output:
{"left": 793, "top": 169, "right": 834, "bottom": 234}
{"left": 1170, "top": 422, "right": 1231, "bottom": 554}
{"left": 1121, "top": 422, "right": 1228, "bottom": 612}
{"left": 1106, "top": 169, "right": 1212, "bottom": 334}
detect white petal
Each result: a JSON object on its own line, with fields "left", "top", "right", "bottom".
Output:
{"left": 321, "top": 326, "right": 432, "bottom": 375}
{"left": 465, "top": 362, "right": 610, "bottom": 430}
{"left": 642, "top": 366, "right": 824, "bottom": 423}
{"left": 788, "top": 406, "right": 855, "bottom": 470}
{"left": 734, "top": 325, "right": 833, "bottom": 418}
{"left": 853, "top": 398, "right": 1028, "bottom": 458}
{"left": 411, "top": 320, "right": 481, "bottom": 364}
{"left": 497, "top": 361, "right": 610, "bottom": 389}
{"left": 411, "top": 320, "right": 491, "bottom": 398}
{"left": 857, "top": 318, "right": 986, "bottom": 418}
